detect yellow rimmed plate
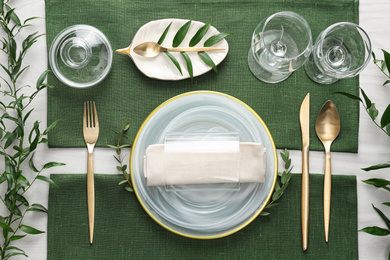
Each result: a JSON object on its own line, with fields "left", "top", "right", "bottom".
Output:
{"left": 130, "top": 91, "right": 277, "bottom": 239}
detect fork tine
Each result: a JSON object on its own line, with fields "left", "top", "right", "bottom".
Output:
{"left": 93, "top": 102, "right": 98, "bottom": 128}
{"left": 88, "top": 101, "right": 93, "bottom": 128}
{"left": 83, "top": 102, "right": 87, "bottom": 128}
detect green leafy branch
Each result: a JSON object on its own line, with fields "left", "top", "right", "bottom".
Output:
{"left": 157, "top": 20, "right": 231, "bottom": 79}
{"left": 359, "top": 178, "right": 390, "bottom": 258}
{"left": 107, "top": 120, "right": 133, "bottom": 192}
{"left": 373, "top": 49, "right": 390, "bottom": 85}
{"left": 260, "top": 149, "right": 293, "bottom": 216}
{"left": 0, "top": 3, "right": 64, "bottom": 259}
{"left": 334, "top": 50, "right": 390, "bottom": 171}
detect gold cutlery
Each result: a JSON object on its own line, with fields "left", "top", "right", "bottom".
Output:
{"left": 299, "top": 93, "right": 310, "bottom": 251}
{"left": 315, "top": 100, "right": 340, "bottom": 242}
{"left": 116, "top": 41, "right": 225, "bottom": 58}
{"left": 83, "top": 101, "right": 99, "bottom": 244}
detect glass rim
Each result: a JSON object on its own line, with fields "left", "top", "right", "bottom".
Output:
{"left": 317, "top": 22, "right": 372, "bottom": 76}
{"left": 252, "top": 11, "right": 313, "bottom": 61}
{"left": 48, "top": 24, "right": 113, "bottom": 88}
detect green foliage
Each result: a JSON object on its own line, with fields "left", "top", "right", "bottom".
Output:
{"left": 334, "top": 52, "right": 390, "bottom": 172}
{"left": 107, "top": 120, "right": 133, "bottom": 192}
{"left": 260, "top": 149, "right": 293, "bottom": 216}
{"left": 158, "top": 20, "right": 231, "bottom": 79}
{"left": 0, "top": 4, "right": 64, "bottom": 259}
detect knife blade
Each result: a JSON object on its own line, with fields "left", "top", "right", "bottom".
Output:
{"left": 299, "top": 93, "right": 310, "bottom": 251}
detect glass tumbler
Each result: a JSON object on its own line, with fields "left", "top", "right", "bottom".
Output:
{"left": 248, "top": 11, "right": 313, "bottom": 83}
{"left": 304, "top": 22, "right": 372, "bottom": 84}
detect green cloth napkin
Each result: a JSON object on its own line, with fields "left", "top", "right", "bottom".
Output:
{"left": 47, "top": 173, "right": 358, "bottom": 259}
{"left": 46, "top": 0, "right": 360, "bottom": 152}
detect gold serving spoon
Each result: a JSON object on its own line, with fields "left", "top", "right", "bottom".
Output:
{"left": 315, "top": 100, "right": 340, "bottom": 243}
{"left": 116, "top": 41, "right": 225, "bottom": 58}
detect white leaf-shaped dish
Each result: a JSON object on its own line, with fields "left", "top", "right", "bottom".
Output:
{"left": 118, "top": 19, "right": 229, "bottom": 80}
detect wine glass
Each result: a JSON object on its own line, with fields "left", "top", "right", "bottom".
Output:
{"left": 49, "top": 24, "right": 113, "bottom": 88}
{"left": 304, "top": 22, "right": 372, "bottom": 84}
{"left": 248, "top": 11, "right": 313, "bottom": 83}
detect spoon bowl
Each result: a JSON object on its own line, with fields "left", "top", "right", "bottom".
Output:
{"left": 315, "top": 100, "right": 340, "bottom": 243}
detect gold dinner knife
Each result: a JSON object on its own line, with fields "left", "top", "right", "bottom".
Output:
{"left": 299, "top": 93, "right": 310, "bottom": 251}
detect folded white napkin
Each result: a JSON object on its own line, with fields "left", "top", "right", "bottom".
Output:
{"left": 144, "top": 142, "right": 266, "bottom": 186}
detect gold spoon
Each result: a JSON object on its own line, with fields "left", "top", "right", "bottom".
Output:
{"left": 315, "top": 100, "right": 340, "bottom": 243}
{"left": 117, "top": 41, "right": 225, "bottom": 58}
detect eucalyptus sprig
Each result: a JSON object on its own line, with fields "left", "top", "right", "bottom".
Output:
{"left": 107, "top": 120, "right": 133, "bottom": 192}
{"left": 260, "top": 148, "right": 293, "bottom": 216}
{"left": 158, "top": 20, "right": 231, "bottom": 79}
{"left": 0, "top": 3, "right": 64, "bottom": 259}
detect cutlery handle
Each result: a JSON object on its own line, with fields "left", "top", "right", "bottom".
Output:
{"left": 324, "top": 148, "right": 332, "bottom": 242}
{"left": 301, "top": 146, "right": 309, "bottom": 251}
{"left": 166, "top": 47, "right": 225, "bottom": 52}
{"left": 87, "top": 152, "right": 95, "bottom": 244}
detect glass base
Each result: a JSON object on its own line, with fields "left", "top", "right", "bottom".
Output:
{"left": 304, "top": 57, "right": 338, "bottom": 85}
{"left": 247, "top": 49, "right": 292, "bottom": 83}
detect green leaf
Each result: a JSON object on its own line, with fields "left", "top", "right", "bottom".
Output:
{"left": 118, "top": 179, "right": 128, "bottom": 185}
{"left": 4, "top": 132, "right": 16, "bottom": 149}
{"left": 28, "top": 153, "right": 39, "bottom": 172}
{"left": 368, "top": 103, "right": 379, "bottom": 121}
{"left": 189, "top": 21, "right": 211, "bottom": 47}
{"left": 181, "top": 52, "right": 193, "bottom": 79}
{"left": 272, "top": 189, "right": 283, "bottom": 201}
{"left": 36, "top": 175, "right": 58, "bottom": 187}
{"left": 265, "top": 203, "right": 279, "bottom": 209}
{"left": 164, "top": 52, "right": 182, "bottom": 75}
{"left": 0, "top": 222, "right": 13, "bottom": 233}
{"left": 382, "top": 49, "right": 390, "bottom": 76}
{"left": 198, "top": 52, "right": 218, "bottom": 73}
{"left": 125, "top": 186, "right": 134, "bottom": 192}
{"left": 380, "top": 104, "right": 390, "bottom": 128}
{"left": 333, "top": 91, "right": 362, "bottom": 102}
{"left": 360, "top": 88, "right": 372, "bottom": 109}
{"left": 43, "top": 162, "right": 65, "bottom": 169}
{"left": 383, "top": 80, "right": 390, "bottom": 86}
{"left": 204, "top": 32, "right": 231, "bottom": 47}
{"left": 360, "top": 226, "right": 390, "bottom": 236}
{"left": 17, "top": 174, "right": 30, "bottom": 186}
{"left": 27, "top": 203, "right": 48, "bottom": 213}
{"left": 362, "top": 178, "right": 390, "bottom": 187}
{"left": 5, "top": 5, "right": 21, "bottom": 26}
{"left": 362, "top": 163, "right": 390, "bottom": 171}
{"left": 43, "top": 120, "right": 59, "bottom": 135}
{"left": 281, "top": 172, "right": 287, "bottom": 184}
{"left": 107, "top": 144, "right": 117, "bottom": 149}
{"left": 259, "top": 211, "right": 270, "bottom": 216}
{"left": 172, "top": 20, "right": 191, "bottom": 47}
{"left": 157, "top": 22, "right": 172, "bottom": 45}
{"left": 19, "top": 224, "right": 44, "bottom": 235}
{"left": 9, "top": 235, "right": 26, "bottom": 241}
{"left": 383, "top": 202, "right": 390, "bottom": 207}
{"left": 36, "top": 70, "right": 50, "bottom": 89}
{"left": 372, "top": 204, "right": 390, "bottom": 230}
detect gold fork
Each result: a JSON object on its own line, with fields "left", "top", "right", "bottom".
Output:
{"left": 83, "top": 101, "right": 99, "bottom": 244}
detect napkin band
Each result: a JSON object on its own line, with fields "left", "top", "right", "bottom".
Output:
{"left": 144, "top": 142, "right": 266, "bottom": 186}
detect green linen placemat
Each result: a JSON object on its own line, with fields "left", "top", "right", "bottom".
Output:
{"left": 46, "top": 0, "right": 360, "bottom": 152}
{"left": 47, "top": 173, "right": 358, "bottom": 259}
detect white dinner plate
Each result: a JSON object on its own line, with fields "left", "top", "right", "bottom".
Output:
{"left": 130, "top": 91, "right": 277, "bottom": 239}
{"left": 126, "top": 19, "right": 229, "bottom": 80}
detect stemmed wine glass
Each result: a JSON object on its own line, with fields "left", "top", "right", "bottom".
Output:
{"left": 304, "top": 22, "right": 372, "bottom": 84}
{"left": 248, "top": 11, "right": 313, "bottom": 83}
